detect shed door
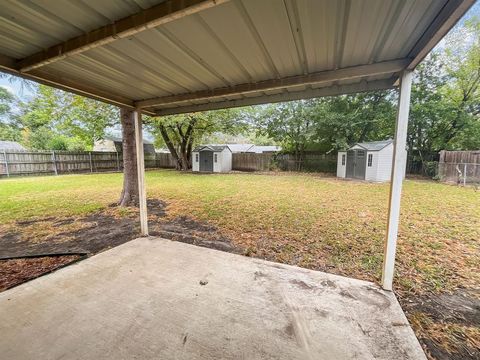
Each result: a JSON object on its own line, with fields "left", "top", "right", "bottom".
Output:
{"left": 354, "top": 150, "right": 366, "bottom": 179}
{"left": 199, "top": 151, "right": 214, "bottom": 172}
{"left": 346, "top": 151, "right": 355, "bottom": 178}
{"left": 346, "top": 150, "right": 366, "bottom": 179}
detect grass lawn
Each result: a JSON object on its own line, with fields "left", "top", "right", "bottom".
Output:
{"left": 1, "top": 170, "right": 479, "bottom": 358}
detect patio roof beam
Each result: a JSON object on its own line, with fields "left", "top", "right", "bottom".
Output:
{"left": 1, "top": 53, "right": 157, "bottom": 115}
{"left": 1, "top": 53, "right": 145, "bottom": 112}
{"left": 407, "top": 0, "right": 475, "bottom": 70}
{"left": 17, "top": 0, "right": 229, "bottom": 73}
{"left": 152, "top": 78, "right": 395, "bottom": 115}
{"left": 137, "top": 59, "right": 407, "bottom": 109}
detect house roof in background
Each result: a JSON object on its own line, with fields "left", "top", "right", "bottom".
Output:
{"left": 193, "top": 144, "right": 282, "bottom": 153}
{"left": 249, "top": 145, "right": 282, "bottom": 153}
{"left": 0, "top": 140, "right": 26, "bottom": 151}
{"left": 103, "top": 136, "right": 153, "bottom": 145}
{"left": 225, "top": 144, "right": 255, "bottom": 153}
{"left": 351, "top": 139, "right": 393, "bottom": 151}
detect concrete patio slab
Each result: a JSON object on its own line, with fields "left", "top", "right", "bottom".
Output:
{"left": 0, "top": 237, "right": 426, "bottom": 360}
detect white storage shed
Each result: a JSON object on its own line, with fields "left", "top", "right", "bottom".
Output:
{"left": 192, "top": 145, "right": 232, "bottom": 173}
{"left": 337, "top": 140, "right": 395, "bottom": 182}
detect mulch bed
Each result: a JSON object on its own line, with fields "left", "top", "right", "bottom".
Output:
{"left": 0, "top": 255, "right": 81, "bottom": 291}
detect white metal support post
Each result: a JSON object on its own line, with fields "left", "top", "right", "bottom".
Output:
{"left": 382, "top": 70, "right": 413, "bottom": 291}
{"left": 134, "top": 110, "right": 149, "bottom": 236}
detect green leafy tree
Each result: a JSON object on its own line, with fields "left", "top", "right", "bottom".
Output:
{"left": 0, "top": 86, "right": 21, "bottom": 141}
{"left": 253, "top": 92, "right": 396, "bottom": 160}
{"left": 58, "top": 95, "right": 118, "bottom": 148}
{"left": 440, "top": 17, "right": 480, "bottom": 149}
{"left": 19, "top": 85, "right": 116, "bottom": 150}
{"left": 148, "top": 109, "right": 248, "bottom": 170}
{"left": 311, "top": 91, "right": 396, "bottom": 152}
{"left": 255, "top": 100, "right": 317, "bottom": 168}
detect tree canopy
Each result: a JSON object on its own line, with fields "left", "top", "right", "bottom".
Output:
{"left": 250, "top": 17, "right": 480, "bottom": 163}
{"left": 147, "top": 108, "right": 249, "bottom": 170}
{"left": 0, "top": 86, "right": 21, "bottom": 142}
{"left": 18, "top": 85, "right": 117, "bottom": 150}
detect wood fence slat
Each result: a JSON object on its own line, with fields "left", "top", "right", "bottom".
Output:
{"left": 0, "top": 150, "right": 177, "bottom": 177}
{"left": 438, "top": 150, "right": 480, "bottom": 184}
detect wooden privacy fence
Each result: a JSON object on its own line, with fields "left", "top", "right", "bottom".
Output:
{"left": 275, "top": 153, "right": 337, "bottom": 172}
{"left": 232, "top": 153, "right": 273, "bottom": 171}
{"left": 0, "top": 150, "right": 176, "bottom": 177}
{"left": 231, "top": 152, "right": 337, "bottom": 173}
{"left": 438, "top": 150, "right": 480, "bottom": 185}
{"left": 1, "top": 150, "right": 343, "bottom": 177}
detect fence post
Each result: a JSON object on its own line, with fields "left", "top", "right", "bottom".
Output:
{"left": 116, "top": 151, "right": 120, "bottom": 171}
{"left": 3, "top": 151, "right": 9, "bottom": 177}
{"left": 51, "top": 151, "right": 58, "bottom": 175}
{"left": 464, "top": 163, "right": 467, "bottom": 186}
{"left": 89, "top": 152, "right": 93, "bottom": 172}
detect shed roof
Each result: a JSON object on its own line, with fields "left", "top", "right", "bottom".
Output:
{"left": 0, "top": 0, "right": 474, "bottom": 116}
{"left": 0, "top": 141, "right": 26, "bottom": 151}
{"left": 193, "top": 145, "right": 231, "bottom": 152}
{"left": 351, "top": 139, "right": 394, "bottom": 151}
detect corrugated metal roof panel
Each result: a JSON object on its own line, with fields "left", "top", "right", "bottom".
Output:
{"left": 0, "top": 0, "right": 472, "bottom": 114}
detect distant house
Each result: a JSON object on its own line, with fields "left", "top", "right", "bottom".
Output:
{"left": 247, "top": 145, "right": 282, "bottom": 153}
{"left": 226, "top": 144, "right": 255, "bottom": 153}
{"left": 192, "top": 145, "right": 232, "bottom": 173}
{"left": 337, "top": 140, "right": 396, "bottom": 182}
{"left": 94, "top": 136, "right": 155, "bottom": 154}
{"left": 0, "top": 141, "right": 26, "bottom": 151}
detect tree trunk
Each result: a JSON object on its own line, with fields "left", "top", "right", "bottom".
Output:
{"left": 158, "top": 118, "right": 195, "bottom": 171}
{"left": 118, "top": 108, "right": 139, "bottom": 207}
{"left": 159, "top": 124, "right": 182, "bottom": 170}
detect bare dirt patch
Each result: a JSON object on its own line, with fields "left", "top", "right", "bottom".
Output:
{"left": 401, "top": 290, "right": 480, "bottom": 360}
{"left": 0, "top": 199, "right": 236, "bottom": 259}
{"left": 0, "top": 199, "right": 237, "bottom": 291}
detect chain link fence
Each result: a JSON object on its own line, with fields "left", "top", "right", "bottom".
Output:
{"left": 438, "top": 162, "right": 480, "bottom": 185}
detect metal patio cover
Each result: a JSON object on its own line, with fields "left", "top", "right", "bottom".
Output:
{"left": 0, "top": 0, "right": 474, "bottom": 115}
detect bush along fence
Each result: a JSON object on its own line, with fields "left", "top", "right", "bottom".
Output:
{"left": 405, "top": 151, "right": 440, "bottom": 177}
{"left": 438, "top": 150, "right": 480, "bottom": 185}
{"left": 0, "top": 150, "right": 176, "bottom": 178}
